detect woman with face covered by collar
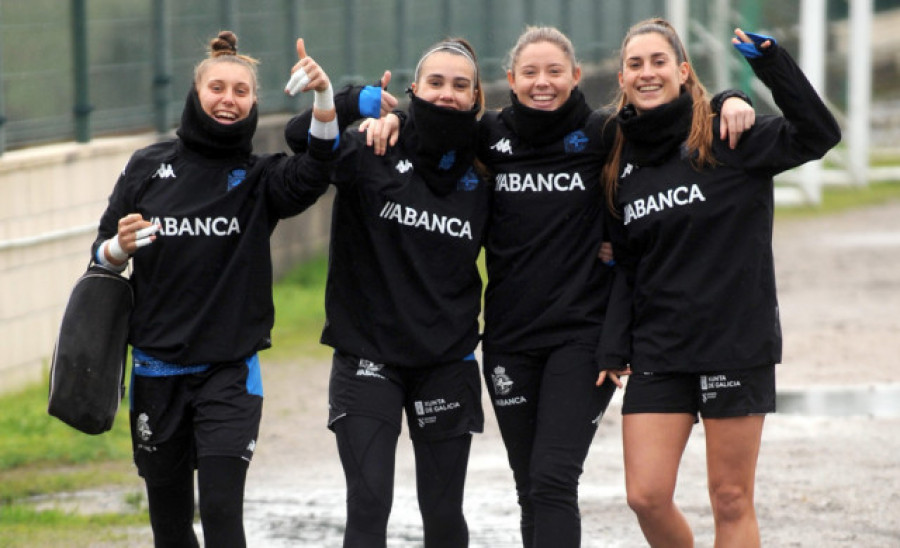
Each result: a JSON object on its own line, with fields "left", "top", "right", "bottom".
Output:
{"left": 91, "top": 31, "right": 338, "bottom": 548}
{"left": 286, "top": 39, "right": 489, "bottom": 547}
{"left": 342, "top": 26, "right": 756, "bottom": 548}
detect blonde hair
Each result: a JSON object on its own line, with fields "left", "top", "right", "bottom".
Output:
{"left": 193, "top": 30, "right": 260, "bottom": 93}
{"left": 602, "top": 18, "right": 717, "bottom": 213}
{"left": 506, "top": 26, "right": 579, "bottom": 75}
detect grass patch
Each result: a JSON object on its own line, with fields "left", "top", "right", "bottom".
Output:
{"left": 0, "top": 381, "right": 132, "bottom": 478}
{"left": 267, "top": 252, "right": 332, "bottom": 361}
{"left": 775, "top": 180, "right": 900, "bottom": 220}
{"left": 0, "top": 503, "right": 148, "bottom": 548}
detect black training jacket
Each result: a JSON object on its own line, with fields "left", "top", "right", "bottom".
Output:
{"left": 599, "top": 44, "right": 841, "bottom": 373}
{"left": 301, "top": 117, "right": 489, "bottom": 367}
{"left": 479, "top": 97, "right": 614, "bottom": 354}
{"left": 92, "top": 138, "right": 336, "bottom": 366}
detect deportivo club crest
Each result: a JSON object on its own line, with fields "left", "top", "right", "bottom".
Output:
{"left": 136, "top": 412, "right": 152, "bottom": 441}
{"left": 564, "top": 130, "right": 588, "bottom": 153}
{"left": 491, "top": 366, "right": 513, "bottom": 396}
{"left": 227, "top": 168, "right": 247, "bottom": 190}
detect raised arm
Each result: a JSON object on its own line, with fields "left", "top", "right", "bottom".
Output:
{"left": 728, "top": 28, "right": 841, "bottom": 172}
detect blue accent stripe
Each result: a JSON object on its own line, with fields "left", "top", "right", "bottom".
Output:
{"left": 464, "top": 352, "right": 476, "bottom": 361}
{"left": 132, "top": 348, "right": 211, "bottom": 377}
{"left": 245, "top": 354, "right": 263, "bottom": 397}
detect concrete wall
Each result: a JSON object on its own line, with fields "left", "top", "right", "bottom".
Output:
{"left": 0, "top": 115, "right": 333, "bottom": 394}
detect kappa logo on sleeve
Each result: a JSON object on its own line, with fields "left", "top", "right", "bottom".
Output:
{"left": 395, "top": 159, "right": 414, "bottom": 174}
{"left": 154, "top": 163, "right": 176, "bottom": 179}
{"left": 490, "top": 138, "right": 513, "bottom": 155}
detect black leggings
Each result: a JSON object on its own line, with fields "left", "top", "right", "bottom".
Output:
{"left": 485, "top": 344, "right": 617, "bottom": 548}
{"left": 334, "top": 415, "right": 472, "bottom": 548}
{"left": 144, "top": 455, "right": 249, "bottom": 548}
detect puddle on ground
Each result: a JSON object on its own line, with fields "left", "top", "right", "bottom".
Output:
{"left": 776, "top": 384, "right": 900, "bottom": 417}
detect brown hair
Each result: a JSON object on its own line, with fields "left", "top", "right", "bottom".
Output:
{"left": 506, "top": 26, "right": 579, "bottom": 76}
{"left": 414, "top": 37, "right": 485, "bottom": 117}
{"left": 193, "top": 30, "right": 260, "bottom": 93}
{"left": 602, "top": 18, "right": 717, "bottom": 213}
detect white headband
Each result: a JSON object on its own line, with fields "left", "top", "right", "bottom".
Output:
{"left": 413, "top": 43, "right": 479, "bottom": 85}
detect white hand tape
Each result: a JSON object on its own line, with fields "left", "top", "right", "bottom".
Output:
{"left": 314, "top": 83, "right": 335, "bottom": 111}
{"left": 107, "top": 236, "right": 128, "bottom": 261}
{"left": 134, "top": 224, "right": 160, "bottom": 248}
{"left": 285, "top": 68, "right": 310, "bottom": 96}
{"left": 135, "top": 224, "right": 160, "bottom": 240}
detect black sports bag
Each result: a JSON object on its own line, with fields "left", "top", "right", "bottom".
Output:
{"left": 48, "top": 264, "right": 133, "bottom": 434}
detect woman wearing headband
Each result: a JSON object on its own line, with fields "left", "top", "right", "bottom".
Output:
{"left": 91, "top": 32, "right": 338, "bottom": 547}
{"left": 286, "top": 38, "right": 488, "bottom": 547}
{"left": 598, "top": 20, "right": 839, "bottom": 546}
{"left": 357, "top": 26, "right": 754, "bottom": 548}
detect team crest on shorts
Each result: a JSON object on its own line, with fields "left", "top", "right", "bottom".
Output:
{"left": 356, "top": 358, "right": 387, "bottom": 379}
{"left": 136, "top": 412, "right": 153, "bottom": 441}
{"left": 491, "top": 366, "right": 513, "bottom": 396}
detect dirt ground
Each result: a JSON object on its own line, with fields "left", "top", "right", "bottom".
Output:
{"left": 241, "top": 199, "right": 900, "bottom": 547}
{"left": 40, "top": 199, "right": 900, "bottom": 547}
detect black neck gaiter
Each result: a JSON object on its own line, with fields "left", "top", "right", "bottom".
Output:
{"left": 500, "top": 87, "right": 592, "bottom": 146}
{"left": 176, "top": 86, "right": 258, "bottom": 159}
{"left": 616, "top": 91, "right": 693, "bottom": 166}
{"left": 406, "top": 93, "right": 479, "bottom": 195}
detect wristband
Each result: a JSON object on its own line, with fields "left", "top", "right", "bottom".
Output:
{"left": 310, "top": 117, "right": 339, "bottom": 140}
{"left": 358, "top": 85, "right": 382, "bottom": 118}
{"left": 733, "top": 32, "right": 776, "bottom": 59}
{"left": 314, "top": 83, "right": 335, "bottom": 111}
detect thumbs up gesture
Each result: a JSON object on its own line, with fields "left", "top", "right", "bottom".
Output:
{"left": 284, "top": 38, "right": 331, "bottom": 95}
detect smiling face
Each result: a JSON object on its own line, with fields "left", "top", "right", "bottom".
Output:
{"left": 618, "top": 31, "right": 689, "bottom": 114}
{"left": 507, "top": 40, "right": 581, "bottom": 111}
{"left": 196, "top": 61, "right": 256, "bottom": 124}
{"left": 410, "top": 51, "right": 477, "bottom": 111}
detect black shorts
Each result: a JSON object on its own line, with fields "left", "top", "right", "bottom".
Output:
{"left": 328, "top": 350, "right": 484, "bottom": 442}
{"left": 622, "top": 364, "right": 776, "bottom": 419}
{"left": 129, "top": 354, "right": 263, "bottom": 484}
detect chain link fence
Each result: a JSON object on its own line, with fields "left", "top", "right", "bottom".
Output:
{"left": 0, "top": 0, "right": 667, "bottom": 154}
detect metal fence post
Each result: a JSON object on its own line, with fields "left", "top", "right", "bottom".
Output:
{"left": 341, "top": 0, "right": 362, "bottom": 85}
{"left": 153, "top": 0, "right": 172, "bottom": 134}
{"left": 559, "top": 0, "right": 572, "bottom": 35}
{"left": 441, "top": 0, "right": 453, "bottom": 38}
{"left": 0, "top": 22, "right": 6, "bottom": 156}
{"left": 71, "top": 0, "right": 92, "bottom": 143}
{"left": 285, "top": 0, "right": 305, "bottom": 111}
{"left": 220, "top": 0, "right": 238, "bottom": 33}
{"left": 395, "top": 0, "right": 411, "bottom": 89}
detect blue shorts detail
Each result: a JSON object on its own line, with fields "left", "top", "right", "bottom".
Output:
{"left": 245, "top": 353, "right": 263, "bottom": 397}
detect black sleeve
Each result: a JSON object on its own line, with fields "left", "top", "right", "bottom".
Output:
{"left": 710, "top": 89, "right": 752, "bottom": 114}
{"left": 595, "top": 212, "right": 635, "bottom": 369}
{"left": 729, "top": 43, "right": 842, "bottom": 174}
{"left": 284, "top": 85, "right": 365, "bottom": 154}
{"left": 91, "top": 152, "right": 151, "bottom": 262}
{"left": 264, "top": 136, "right": 338, "bottom": 219}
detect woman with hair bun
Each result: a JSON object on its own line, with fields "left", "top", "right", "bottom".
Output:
{"left": 91, "top": 30, "right": 339, "bottom": 547}
{"left": 361, "top": 25, "right": 755, "bottom": 547}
